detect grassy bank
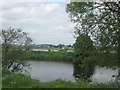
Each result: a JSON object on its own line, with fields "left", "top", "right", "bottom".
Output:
{"left": 2, "top": 70, "right": 119, "bottom": 88}
{"left": 23, "top": 51, "right": 118, "bottom": 67}
{"left": 25, "top": 51, "right": 74, "bottom": 61}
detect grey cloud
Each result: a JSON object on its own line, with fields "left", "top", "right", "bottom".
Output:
{"left": 2, "top": 2, "right": 75, "bottom": 45}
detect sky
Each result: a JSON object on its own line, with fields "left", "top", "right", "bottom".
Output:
{"left": 0, "top": 0, "right": 76, "bottom": 45}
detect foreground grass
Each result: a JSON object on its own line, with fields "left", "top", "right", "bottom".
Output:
{"left": 2, "top": 70, "right": 119, "bottom": 88}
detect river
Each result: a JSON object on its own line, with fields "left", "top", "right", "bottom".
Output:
{"left": 23, "top": 60, "right": 119, "bottom": 83}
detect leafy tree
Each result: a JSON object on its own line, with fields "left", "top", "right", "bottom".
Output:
{"left": 74, "top": 34, "right": 93, "bottom": 58}
{"left": 1, "top": 27, "right": 32, "bottom": 72}
{"left": 66, "top": 1, "right": 120, "bottom": 58}
{"left": 73, "top": 34, "right": 95, "bottom": 81}
{"left": 67, "top": 45, "right": 72, "bottom": 47}
{"left": 73, "top": 34, "right": 95, "bottom": 68}
{"left": 57, "top": 44, "right": 65, "bottom": 48}
{"left": 66, "top": 1, "right": 120, "bottom": 82}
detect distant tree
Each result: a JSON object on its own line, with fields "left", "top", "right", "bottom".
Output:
{"left": 49, "top": 45, "right": 53, "bottom": 48}
{"left": 1, "top": 27, "right": 32, "bottom": 72}
{"left": 58, "top": 44, "right": 64, "bottom": 48}
{"left": 67, "top": 45, "right": 72, "bottom": 47}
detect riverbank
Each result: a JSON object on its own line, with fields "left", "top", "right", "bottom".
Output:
{"left": 23, "top": 51, "right": 118, "bottom": 67}
{"left": 2, "top": 70, "right": 119, "bottom": 88}
{"left": 24, "top": 51, "right": 74, "bottom": 61}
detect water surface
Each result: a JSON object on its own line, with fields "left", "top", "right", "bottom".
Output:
{"left": 24, "top": 60, "right": 118, "bottom": 83}
{"left": 24, "top": 60, "right": 74, "bottom": 82}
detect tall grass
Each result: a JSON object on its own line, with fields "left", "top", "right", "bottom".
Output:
{"left": 2, "top": 70, "right": 119, "bottom": 88}
{"left": 22, "top": 51, "right": 118, "bottom": 67}
{"left": 24, "top": 51, "right": 74, "bottom": 61}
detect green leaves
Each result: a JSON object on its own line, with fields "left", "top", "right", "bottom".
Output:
{"left": 1, "top": 27, "right": 32, "bottom": 71}
{"left": 74, "top": 34, "right": 93, "bottom": 57}
{"left": 66, "top": 2, "right": 120, "bottom": 52}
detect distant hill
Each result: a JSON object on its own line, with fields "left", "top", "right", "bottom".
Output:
{"left": 32, "top": 44, "right": 55, "bottom": 47}
{"left": 31, "top": 44, "right": 72, "bottom": 48}
{"left": 39, "top": 44, "right": 54, "bottom": 47}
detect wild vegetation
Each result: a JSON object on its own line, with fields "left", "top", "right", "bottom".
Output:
{"left": 1, "top": 1, "right": 120, "bottom": 88}
{"left": 17, "top": 50, "right": 117, "bottom": 68}
{"left": 25, "top": 51, "right": 74, "bottom": 61}
{"left": 66, "top": 2, "right": 120, "bottom": 61}
{"left": 66, "top": 1, "right": 120, "bottom": 82}
{"left": 1, "top": 27, "right": 32, "bottom": 72}
{"left": 1, "top": 27, "right": 119, "bottom": 88}
{"left": 3, "top": 70, "right": 120, "bottom": 88}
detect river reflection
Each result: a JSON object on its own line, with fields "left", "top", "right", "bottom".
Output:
{"left": 73, "top": 60, "right": 95, "bottom": 82}
{"left": 24, "top": 60, "right": 119, "bottom": 83}
{"left": 24, "top": 60, "right": 74, "bottom": 82}
{"left": 92, "top": 66, "right": 119, "bottom": 83}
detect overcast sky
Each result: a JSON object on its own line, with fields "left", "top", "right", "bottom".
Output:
{"left": 0, "top": 0, "right": 76, "bottom": 45}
